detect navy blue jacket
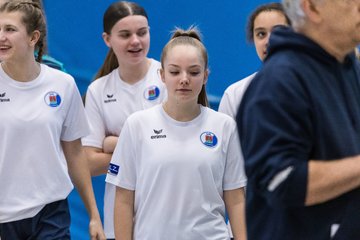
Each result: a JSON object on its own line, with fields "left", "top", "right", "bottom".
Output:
{"left": 237, "top": 27, "right": 360, "bottom": 240}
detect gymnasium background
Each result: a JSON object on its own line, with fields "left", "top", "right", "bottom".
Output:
{"left": 43, "top": 0, "right": 274, "bottom": 238}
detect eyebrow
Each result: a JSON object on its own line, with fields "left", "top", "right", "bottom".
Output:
{"left": 118, "top": 26, "right": 148, "bottom": 33}
{"left": 253, "top": 27, "right": 266, "bottom": 32}
{"left": 254, "top": 23, "right": 287, "bottom": 31}
{"left": 0, "top": 24, "right": 17, "bottom": 29}
{"left": 168, "top": 64, "right": 202, "bottom": 68}
{"left": 271, "top": 24, "right": 287, "bottom": 29}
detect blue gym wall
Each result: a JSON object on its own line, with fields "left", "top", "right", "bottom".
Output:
{"left": 43, "top": 0, "right": 277, "bottom": 238}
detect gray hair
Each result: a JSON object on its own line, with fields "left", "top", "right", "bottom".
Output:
{"left": 282, "top": 0, "right": 306, "bottom": 29}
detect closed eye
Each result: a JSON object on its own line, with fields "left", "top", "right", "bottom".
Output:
{"left": 137, "top": 29, "right": 148, "bottom": 37}
{"left": 1, "top": 26, "right": 16, "bottom": 32}
{"left": 118, "top": 32, "right": 131, "bottom": 39}
{"left": 190, "top": 71, "right": 200, "bottom": 76}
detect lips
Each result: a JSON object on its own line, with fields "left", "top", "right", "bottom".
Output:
{"left": 0, "top": 45, "right": 10, "bottom": 50}
{"left": 176, "top": 89, "right": 191, "bottom": 92}
{"left": 128, "top": 48, "right": 142, "bottom": 53}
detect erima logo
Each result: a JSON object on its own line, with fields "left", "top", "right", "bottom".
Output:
{"left": 151, "top": 129, "right": 166, "bottom": 139}
{"left": 104, "top": 93, "right": 116, "bottom": 103}
{"left": 0, "top": 92, "right": 10, "bottom": 102}
{"left": 154, "top": 129, "right": 162, "bottom": 134}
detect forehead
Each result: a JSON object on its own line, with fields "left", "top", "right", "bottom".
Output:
{"left": 254, "top": 10, "right": 287, "bottom": 29}
{"left": 112, "top": 15, "right": 148, "bottom": 31}
{"left": 325, "top": 0, "right": 359, "bottom": 8}
{"left": 0, "top": 11, "right": 24, "bottom": 26}
{"left": 166, "top": 44, "right": 204, "bottom": 64}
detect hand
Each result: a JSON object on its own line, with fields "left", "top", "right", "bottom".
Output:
{"left": 89, "top": 218, "right": 106, "bottom": 240}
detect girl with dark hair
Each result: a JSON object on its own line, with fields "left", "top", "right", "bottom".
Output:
{"left": 81, "top": 1, "right": 166, "bottom": 239}
{"left": 218, "top": 4, "right": 290, "bottom": 238}
{"left": 219, "top": 2, "right": 290, "bottom": 118}
{"left": 106, "top": 26, "right": 247, "bottom": 240}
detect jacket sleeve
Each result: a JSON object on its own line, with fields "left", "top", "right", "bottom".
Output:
{"left": 237, "top": 68, "right": 312, "bottom": 207}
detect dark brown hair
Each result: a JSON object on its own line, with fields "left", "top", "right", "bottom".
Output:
{"left": 246, "top": 2, "right": 291, "bottom": 43}
{"left": 94, "top": 1, "right": 148, "bottom": 80}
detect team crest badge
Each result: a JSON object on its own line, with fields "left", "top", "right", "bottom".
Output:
{"left": 44, "top": 91, "right": 61, "bottom": 107}
{"left": 200, "top": 132, "right": 218, "bottom": 148}
{"left": 144, "top": 86, "right": 160, "bottom": 101}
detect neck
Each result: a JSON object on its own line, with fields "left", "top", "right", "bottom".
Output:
{"left": 2, "top": 59, "right": 40, "bottom": 82}
{"left": 118, "top": 58, "right": 151, "bottom": 84}
{"left": 163, "top": 101, "right": 201, "bottom": 122}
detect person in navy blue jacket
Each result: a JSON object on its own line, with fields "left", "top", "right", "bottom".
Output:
{"left": 237, "top": 0, "right": 360, "bottom": 239}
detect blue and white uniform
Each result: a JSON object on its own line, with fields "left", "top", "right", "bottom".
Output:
{"left": 82, "top": 58, "right": 166, "bottom": 238}
{"left": 106, "top": 105, "right": 247, "bottom": 240}
{"left": 0, "top": 64, "right": 89, "bottom": 223}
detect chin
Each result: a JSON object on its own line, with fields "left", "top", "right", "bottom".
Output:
{"left": 129, "top": 56, "right": 146, "bottom": 65}
{"left": 0, "top": 55, "right": 9, "bottom": 62}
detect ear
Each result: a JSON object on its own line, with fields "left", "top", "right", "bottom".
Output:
{"left": 302, "top": 0, "right": 322, "bottom": 24}
{"left": 159, "top": 68, "right": 165, "bottom": 83}
{"left": 29, "top": 30, "right": 40, "bottom": 47}
{"left": 203, "top": 69, "right": 209, "bottom": 85}
{"left": 102, "top": 32, "right": 112, "bottom": 48}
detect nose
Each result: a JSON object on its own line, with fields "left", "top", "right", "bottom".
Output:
{"left": 180, "top": 72, "right": 190, "bottom": 85}
{"left": 265, "top": 35, "right": 271, "bottom": 48}
{"left": 0, "top": 30, "right": 5, "bottom": 41}
{"left": 130, "top": 33, "right": 140, "bottom": 45}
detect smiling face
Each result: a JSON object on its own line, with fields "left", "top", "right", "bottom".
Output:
{"left": 253, "top": 10, "right": 289, "bottom": 61}
{"left": 161, "top": 44, "right": 208, "bottom": 106}
{"left": 103, "top": 15, "right": 150, "bottom": 67}
{"left": 0, "top": 11, "right": 36, "bottom": 63}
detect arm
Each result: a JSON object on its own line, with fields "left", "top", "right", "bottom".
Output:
{"left": 224, "top": 188, "right": 247, "bottom": 240}
{"left": 306, "top": 155, "right": 360, "bottom": 205}
{"left": 239, "top": 68, "right": 360, "bottom": 208}
{"left": 84, "top": 136, "right": 119, "bottom": 176}
{"left": 103, "top": 135, "right": 119, "bottom": 153}
{"left": 114, "top": 186, "right": 134, "bottom": 240}
{"left": 62, "top": 139, "right": 106, "bottom": 240}
{"left": 84, "top": 146, "right": 112, "bottom": 176}
{"left": 83, "top": 87, "right": 115, "bottom": 176}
